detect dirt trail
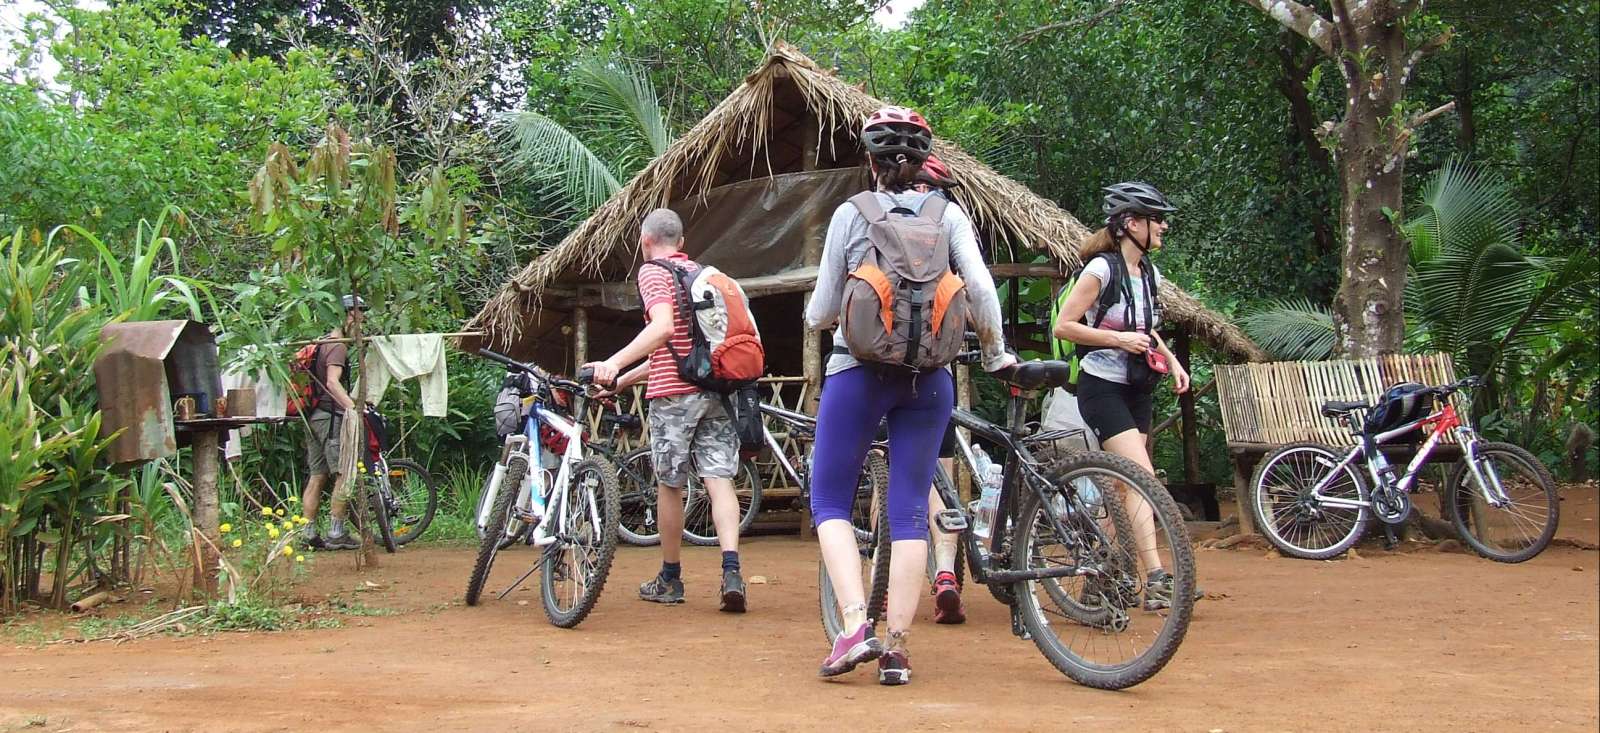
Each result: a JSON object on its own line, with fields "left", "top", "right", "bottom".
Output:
{"left": 3, "top": 488, "right": 1597, "bottom": 733}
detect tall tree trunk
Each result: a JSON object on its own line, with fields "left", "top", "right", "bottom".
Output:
{"left": 1329, "top": 2, "right": 1415, "bottom": 357}
{"left": 1242, "top": 0, "right": 1455, "bottom": 357}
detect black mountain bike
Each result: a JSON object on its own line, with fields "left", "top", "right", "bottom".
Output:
{"left": 818, "top": 355, "right": 1196, "bottom": 690}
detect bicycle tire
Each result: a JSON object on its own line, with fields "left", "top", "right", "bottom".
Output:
{"left": 465, "top": 456, "right": 527, "bottom": 606}
{"left": 819, "top": 452, "right": 890, "bottom": 642}
{"left": 849, "top": 449, "right": 887, "bottom": 544}
{"left": 682, "top": 460, "right": 763, "bottom": 546}
{"left": 385, "top": 459, "right": 438, "bottom": 546}
{"left": 541, "top": 457, "right": 621, "bottom": 628}
{"left": 615, "top": 447, "right": 661, "bottom": 547}
{"left": 1250, "top": 442, "right": 1370, "bottom": 560}
{"left": 1442, "top": 442, "right": 1559, "bottom": 563}
{"left": 1013, "top": 451, "right": 1195, "bottom": 690}
{"left": 370, "top": 485, "right": 397, "bottom": 554}
{"left": 1039, "top": 475, "right": 1138, "bottom": 618}
{"left": 473, "top": 466, "right": 528, "bottom": 551}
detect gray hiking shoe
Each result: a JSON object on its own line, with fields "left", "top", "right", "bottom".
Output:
{"left": 639, "top": 575, "right": 685, "bottom": 604}
{"left": 322, "top": 532, "right": 360, "bottom": 551}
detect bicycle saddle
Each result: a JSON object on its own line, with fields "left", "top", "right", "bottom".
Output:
{"left": 1320, "top": 400, "right": 1370, "bottom": 418}
{"left": 997, "top": 360, "right": 1074, "bottom": 391}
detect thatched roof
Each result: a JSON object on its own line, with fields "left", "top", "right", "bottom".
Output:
{"left": 466, "top": 42, "right": 1264, "bottom": 362}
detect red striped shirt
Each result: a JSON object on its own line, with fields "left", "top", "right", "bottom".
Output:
{"left": 637, "top": 255, "right": 700, "bottom": 400}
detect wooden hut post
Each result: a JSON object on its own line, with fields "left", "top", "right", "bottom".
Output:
{"left": 191, "top": 430, "right": 221, "bottom": 595}
{"left": 1177, "top": 329, "right": 1201, "bottom": 484}
{"left": 799, "top": 113, "right": 824, "bottom": 538}
{"left": 573, "top": 306, "right": 589, "bottom": 370}
{"left": 955, "top": 364, "right": 974, "bottom": 504}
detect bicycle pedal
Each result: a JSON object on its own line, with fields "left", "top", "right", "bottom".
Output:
{"left": 934, "top": 509, "right": 968, "bottom": 533}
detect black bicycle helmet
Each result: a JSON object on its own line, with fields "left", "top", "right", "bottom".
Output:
{"left": 862, "top": 106, "right": 934, "bottom": 163}
{"left": 1365, "top": 382, "right": 1434, "bottom": 435}
{"left": 1101, "top": 181, "right": 1178, "bottom": 219}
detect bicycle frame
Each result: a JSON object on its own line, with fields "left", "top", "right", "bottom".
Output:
{"left": 1308, "top": 401, "right": 1510, "bottom": 510}
{"left": 934, "top": 390, "right": 1108, "bottom": 588}
{"left": 476, "top": 398, "right": 602, "bottom": 549}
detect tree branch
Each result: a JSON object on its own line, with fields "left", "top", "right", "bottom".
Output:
{"left": 1406, "top": 100, "right": 1456, "bottom": 130}
{"left": 1014, "top": 0, "right": 1134, "bottom": 45}
{"left": 1238, "top": 0, "right": 1337, "bottom": 56}
{"left": 1401, "top": 29, "right": 1455, "bottom": 86}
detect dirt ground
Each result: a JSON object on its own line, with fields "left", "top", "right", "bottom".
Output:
{"left": 4, "top": 487, "right": 1597, "bottom": 733}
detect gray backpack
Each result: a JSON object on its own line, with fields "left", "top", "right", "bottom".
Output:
{"left": 839, "top": 191, "right": 970, "bottom": 370}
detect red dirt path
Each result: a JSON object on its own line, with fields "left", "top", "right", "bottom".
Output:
{"left": 3, "top": 487, "right": 1597, "bottom": 732}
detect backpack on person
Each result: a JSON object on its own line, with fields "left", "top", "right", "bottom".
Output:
{"left": 839, "top": 191, "right": 969, "bottom": 371}
{"left": 1048, "top": 252, "right": 1158, "bottom": 393}
{"left": 644, "top": 259, "right": 766, "bottom": 394}
{"left": 285, "top": 343, "right": 324, "bottom": 417}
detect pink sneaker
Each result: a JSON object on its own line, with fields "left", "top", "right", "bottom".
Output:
{"left": 932, "top": 571, "right": 966, "bottom": 625}
{"left": 818, "top": 622, "right": 882, "bottom": 677}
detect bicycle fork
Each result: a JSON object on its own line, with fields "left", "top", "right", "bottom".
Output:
{"left": 1458, "top": 430, "right": 1512, "bottom": 508}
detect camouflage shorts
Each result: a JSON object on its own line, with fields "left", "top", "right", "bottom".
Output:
{"left": 647, "top": 392, "right": 738, "bottom": 489}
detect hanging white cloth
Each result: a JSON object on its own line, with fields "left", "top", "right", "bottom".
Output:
{"left": 221, "top": 346, "right": 289, "bottom": 459}
{"left": 361, "top": 334, "right": 448, "bottom": 417}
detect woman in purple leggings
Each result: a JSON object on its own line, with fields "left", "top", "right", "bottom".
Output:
{"left": 806, "top": 106, "right": 1014, "bottom": 685}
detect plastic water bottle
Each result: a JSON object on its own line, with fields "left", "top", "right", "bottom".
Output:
{"left": 971, "top": 447, "right": 1003, "bottom": 540}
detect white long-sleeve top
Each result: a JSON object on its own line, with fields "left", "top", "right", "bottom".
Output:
{"left": 804, "top": 190, "right": 1010, "bottom": 375}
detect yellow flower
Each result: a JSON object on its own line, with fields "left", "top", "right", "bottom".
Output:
{"left": 295, "top": 555, "right": 305, "bottom": 563}
{"left": 231, "top": 538, "right": 243, "bottom": 548}
{"left": 296, "top": 516, "right": 309, "bottom": 525}
{"left": 281, "top": 520, "right": 294, "bottom": 530}
{"left": 282, "top": 545, "right": 294, "bottom": 556}
{"left": 261, "top": 507, "right": 273, "bottom": 517}
{"left": 274, "top": 508, "right": 286, "bottom": 517}
{"left": 219, "top": 523, "right": 232, "bottom": 533}
{"left": 288, "top": 495, "right": 300, "bottom": 503}
{"left": 268, "top": 527, "right": 280, "bottom": 539}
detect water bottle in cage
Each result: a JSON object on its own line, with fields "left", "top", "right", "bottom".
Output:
{"left": 970, "top": 447, "right": 1003, "bottom": 540}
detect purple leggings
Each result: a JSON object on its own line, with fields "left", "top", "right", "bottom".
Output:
{"left": 810, "top": 366, "right": 954, "bottom": 541}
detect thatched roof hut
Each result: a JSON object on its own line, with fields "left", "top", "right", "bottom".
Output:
{"left": 464, "top": 42, "right": 1264, "bottom": 376}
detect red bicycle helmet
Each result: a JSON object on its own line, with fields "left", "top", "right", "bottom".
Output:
{"left": 862, "top": 106, "right": 933, "bottom": 162}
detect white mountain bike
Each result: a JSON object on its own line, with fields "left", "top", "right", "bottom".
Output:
{"left": 464, "top": 350, "right": 620, "bottom": 628}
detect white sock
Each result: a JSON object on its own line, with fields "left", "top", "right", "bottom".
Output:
{"left": 329, "top": 518, "right": 346, "bottom": 536}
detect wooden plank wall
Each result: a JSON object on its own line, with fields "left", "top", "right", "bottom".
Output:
{"left": 1216, "top": 353, "right": 1460, "bottom": 446}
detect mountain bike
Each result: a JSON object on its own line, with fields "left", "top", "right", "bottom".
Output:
{"left": 341, "top": 407, "right": 439, "bottom": 552}
{"left": 464, "top": 350, "right": 621, "bottom": 628}
{"left": 816, "top": 355, "right": 1196, "bottom": 690}
{"left": 1250, "top": 376, "right": 1559, "bottom": 563}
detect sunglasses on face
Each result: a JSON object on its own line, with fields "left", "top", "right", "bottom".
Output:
{"left": 1144, "top": 214, "right": 1167, "bottom": 225}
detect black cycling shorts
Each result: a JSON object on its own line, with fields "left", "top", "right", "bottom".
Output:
{"left": 939, "top": 423, "right": 956, "bottom": 458}
{"left": 1077, "top": 372, "right": 1154, "bottom": 442}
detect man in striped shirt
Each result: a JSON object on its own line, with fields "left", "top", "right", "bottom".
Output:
{"left": 584, "top": 208, "right": 748, "bottom": 613}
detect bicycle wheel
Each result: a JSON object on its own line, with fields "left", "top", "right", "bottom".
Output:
{"left": 465, "top": 456, "right": 528, "bottom": 606}
{"left": 473, "top": 467, "right": 527, "bottom": 551}
{"left": 1038, "top": 472, "right": 1137, "bottom": 618}
{"left": 348, "top": 476, "right": 398, "bottom": 555}
{"left": 1012, "top": 451, "right": 1195, "bottom": 690}
{"left": 1250, "top": 442, "right": 1370, "bottom": 560}
{"left": 1442, "top": 442, "right": 1559, "bottom": 563}
{"left": 849, "top": 449, "right": 888, "bottom": 544}
{"left": 682, "top": 460, "right": 763, "bottom": 546}
{"left": 541, "top": 457, "right": 621, "bottom": 628}
{"left": 384, "top": 459, "right": 438, "bottom": 546}
{"left": 820, "top": 453, "right": 891, "bottom": 642}
{"left": 616, "top": 448, "right": 661, "bottom": 546}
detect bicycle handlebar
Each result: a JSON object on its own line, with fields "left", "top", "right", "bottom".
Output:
{"left": 478, "top": 349, "right": 594, "bottom": 395}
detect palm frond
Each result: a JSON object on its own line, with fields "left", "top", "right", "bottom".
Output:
{"left": 573, "top": 56, "right": 672, "bottom": 158}
{"left": 1404, "top": 157, "right": 1521, "bottom": 267}
{"left": 496, "top": 111, "right": 623, "bottom": 216}
{"left": 1239, "top": 298, "right": 1337, "bottom": 361}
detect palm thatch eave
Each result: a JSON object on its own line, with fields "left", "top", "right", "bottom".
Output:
{"left": 467, "top": 41, "right": 1264, "bottom": 362}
